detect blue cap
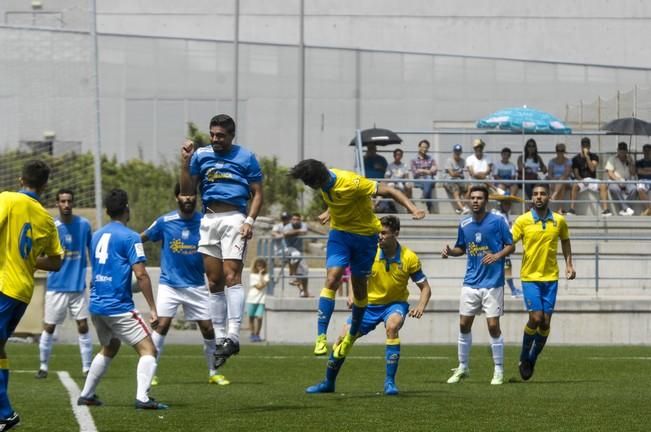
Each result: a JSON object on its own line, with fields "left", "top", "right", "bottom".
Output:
{"left": 453, "top": 144, "right": 462, "bottom": 152}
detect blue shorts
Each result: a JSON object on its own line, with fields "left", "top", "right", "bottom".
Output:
{"left": 326, "top": 229, "right": 378, "bottom": 277}
{"left": 346, "top": 302, "right": 409, "bottom": 336}
{"left": 246, "top": 303, "right": 265, "bottom": 318}
{"left": 522, "top": 281, "right": 558, "bottom": 313}
{"left": 0, "top": 292, "right": 28, "bottom": 340}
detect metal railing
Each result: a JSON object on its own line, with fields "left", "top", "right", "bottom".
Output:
{"left": 256, "top": 233, "right": 651, "bottom": 297}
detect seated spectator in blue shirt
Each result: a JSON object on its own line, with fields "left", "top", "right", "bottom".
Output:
{"left": 363, "top": 143, "right": 388, "bottom": 180}
{"left": 547, "top": 143, "right": 573, "bottom": 213}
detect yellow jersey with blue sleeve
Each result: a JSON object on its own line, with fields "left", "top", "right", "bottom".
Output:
{"left": 0, "top": 191, "right": 63, "bottom": 304}
{"left": 368, "top": 243, "right": 427, "bottom": 305}
{"left": 321, "top": 168, "right": 382, "bottom": 236}
{"left": 512, "top": 209, "right": 569, "bottom": 282}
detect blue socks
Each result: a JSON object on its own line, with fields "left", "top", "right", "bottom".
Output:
{"left": 348, "top": 297, "right": 368, "bottom": 337}
{"left": 385, "top": 339, "right": 400, "bottom": 382}
{"left": 317, "top": 288, "right": 336, "bottom": 336}
{"left": 520, "top": 325, "right": 537, "bottom": 363}
{"left": 531, "top": 328, "right": 550, "bottom": 363}
{"left": 0, "top": 362, "right": 12, "bottom": 419}
{"left": 325, "top": 353, "right": 345, "bottom": 384}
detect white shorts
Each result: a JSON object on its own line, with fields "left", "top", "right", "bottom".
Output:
{"left": 198, "top": 211, "right": 248, "bottom": 260}
{"left": 637, "top": 181, "right": 651, "bottom": 193}
{"left": 91, "top": 311, "right": 151, "bottom": 347}
{"left": 459, "top": 286, "right": 504, "bottom": 318}
{"left": 157, "top": 284, "right": 210, "bottom": 321}
{"left": 44, "top": 291, "right": 89, "bottom": 325}
{"left": 577, "top": 178, "right": 600, "bottom": 193}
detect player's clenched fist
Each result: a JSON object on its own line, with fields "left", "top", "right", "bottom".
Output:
{"left": 181, "top": 139, "right": 195, "bottom": 161}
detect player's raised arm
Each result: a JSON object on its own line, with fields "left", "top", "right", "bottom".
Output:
{"left": 180, "top": 139, "right": 198, "bottom": 195}
{"left": 376, "top": 183, "right": 426, "bottom": 219}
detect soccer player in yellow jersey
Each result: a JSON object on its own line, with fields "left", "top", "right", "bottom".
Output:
{"left": 305, "top": 216, "right": 431, "bottom": 395}
{"left": 289, "top": 159, "right": 425, "bottom": 359}
{"left": 0, "top": 160, "right": 63, "bottom": 430}
{"left": 511, "top": 183, "right": 575, "bottom": 381}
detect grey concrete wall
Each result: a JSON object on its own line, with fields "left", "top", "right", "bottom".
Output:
{"left": 264, "top": 296, "right": 651, "bottom": 345}
{"left": 93, "top": 0, "right": 651, "bottom": 69}
{"left": 3, "top": 1, "right": 651, "bottom": 170}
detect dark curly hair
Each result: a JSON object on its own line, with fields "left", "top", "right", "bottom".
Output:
{"left": 289, "top": 159, "right": 331, "bottom": 189}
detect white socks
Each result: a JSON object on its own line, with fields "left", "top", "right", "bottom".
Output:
{"left": 78, "top": 332, "right": 93, "bottom": 373}
{"left": 39, "top": 330, "right": 54, "bottom": 371}
{"left": 203, "top": 338, "right": 217, "bottom": 376}
{"left": 490, "top": 334, "right": 504, "bottom": 374}
{"left": 80, "top": 353, "right": 112, "bottom": 398}
{"left": 225, "top": 285, "right": 245, "bottom": 343}
{"left": 210, "top": 291, "right": 228, "bottom": 340}
{"left": 136, "top": 355, "right": 157, "bottom": 403}
{"left": 151, "top": 331, "right": 165, "bottom": 362}
{"left": 458, "top": 331, "right": 472, "bottom": 370}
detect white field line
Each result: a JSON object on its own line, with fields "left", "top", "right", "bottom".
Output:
{"left": 57, "top": 371, "right": 98, "bottom": 432}
{"left": 587, "top": 356, "right": 651, "bottom": 360}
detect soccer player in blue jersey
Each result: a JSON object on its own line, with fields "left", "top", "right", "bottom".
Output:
{"left": 0, "top": 160, "right": 63, "bottom": 431}
{"left": 442, "top": 185, "right": 514, "bottom": 385}
{"left": 306, "top": 216, "right": 431, "bottom": 395}
{"left": 77, "top": 189, "right": 167, "bottom": 410}
{"left": 36, "top": 189, "right": 93, "bottom": 379}
{"left": 141, "top": 183, "right": 229, "bottom": 386}
{"left": 289, "top": 159, "right": 425, "bottom": 360}
{"left": 180, "top": 114, "right": 263, "bottom": 367}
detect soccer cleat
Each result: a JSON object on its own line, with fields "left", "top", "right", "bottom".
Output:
{"left": 77, "top": 394, "right": 103, "bottom": 406}
{"left": 332, "top": 334, "right": 356, "bottom": 360}
{"left": 305, "top": 380, "right": 335, "bottom": 394}
{"left": 446, "top": 367, "right": 469, "bottom": 384}
{"left": 214, "top": 338, "right": 240, "bottom": 368}
{"left": 491, "top": 371, "right": 504, "bottom": 385}
{"left": 384, "top": 380, "right": 399, "bottom": 396}
{"left": 0, "top": 412, "right": 20, "bottom": 431}
{"left": 35, "top": 369, "right": 48, "bottom": 379}
{"left": 519, "top": 359, "right": 534, "bottom": 381}
{"left": 208, "top": 374, "right": 230, "bottom": 386}
{"left": 313, "top": 334, "right": 328, "bottom": 356}
{"left": 150, "top": 375, "right": 159, "bottom": 386}
{"left": 135, "top": 398, "right": 169, "bottom": 410}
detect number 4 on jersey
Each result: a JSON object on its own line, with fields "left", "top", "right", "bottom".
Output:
{"left": 95, "top": 233, "right": 111, "bottom": 264}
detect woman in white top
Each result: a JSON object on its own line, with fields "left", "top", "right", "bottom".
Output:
{"left": 246, "top": 258, "right": 270, "bottom": 342}
{"left": 517, "top": 138, "right": 548, "bottom": 198}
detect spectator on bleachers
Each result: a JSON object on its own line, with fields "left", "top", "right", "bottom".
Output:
{"left": 443, "top": 144, "right": 469, "bottom": 215}
{"left": 363, "top": 143, "right": 388, "bottom": 180}
{"left": 283, "top": 213, "right": 310, "bottom": 297}
{"left": 271, "top": 211, "right": 291, "bottom": 255}
{"left": 566, "top": 137, "right": 612, "bottom": 216}
{"left": 636, "top": 143, "right": 651, "bottom": 216}
{"left": 465, "top": 138, "right": 493, "bottom": 196}
{"left": 605, "top": 142, "right": 637, "bottom": 216}
{"left": 385, "top": 148, "right": 413, "bottom": 199}
{"left": 517, "top": 138, "right": 547, "bottom": 199}
{"left": 493, "top": 147, "right": 519, "bottom": 197}
{"left": 547, "top": 142, "right": 573, "bottom": 213}
{"left": 410, "top": 139, "right": 438, "bottom": 212}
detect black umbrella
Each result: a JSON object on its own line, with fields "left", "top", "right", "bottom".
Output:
{"left": 601, "top": 117, "right": 651, "bottom": 136}
{"left": 349, "top": 128, "right": 402, "bottom": 146}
